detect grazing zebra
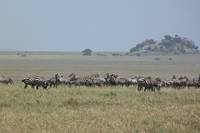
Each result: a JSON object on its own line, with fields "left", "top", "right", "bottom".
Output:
{"left": 22, "top": 77, "right": 48, "bottom": 89}
{"left": 0, "top": 76, "right": 13, "bottom": 85}
{"left": 137, "top": 77, "right": 162, "bottom": 92}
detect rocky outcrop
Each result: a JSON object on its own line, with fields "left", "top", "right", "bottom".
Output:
{"left": 129, "top": 35, "right": 199, "bottom": 55}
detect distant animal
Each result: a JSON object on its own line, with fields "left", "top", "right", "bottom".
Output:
{"left": 22, "top": 77, "right": 48, "bottom": 89}
{"left": 137, "top": 77, "right": 161, "bottom": 92}
{"left": 137, "top": 78, "right": 146, "bottom": 91}
{"left": 47, "top": 73, "right": 61, "bottom": 88}
{"left": 127, "top": 78, "right": 138, "bottom": 85}
{"left": 0, "top": 76, "right": 13, "bottom": 85}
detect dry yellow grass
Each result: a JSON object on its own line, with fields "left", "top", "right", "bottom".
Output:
{"left": 0, "top": 84, "right": 200, "bottom": 133}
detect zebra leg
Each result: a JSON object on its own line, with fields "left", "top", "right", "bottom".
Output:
{"left": 24, "top": 84, "right": 28, "bottom": 88}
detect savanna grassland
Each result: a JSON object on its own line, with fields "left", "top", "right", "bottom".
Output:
{"left": 1, "top": 52, "right": 200, "bottom": 80}
{"left": 1, "top": 85, "right": 200, "bottom": 133}
{"left": 0, "top": 52, "right": 200, "bottom": 133}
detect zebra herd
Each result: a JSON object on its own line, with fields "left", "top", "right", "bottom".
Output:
{"left": 1, "top": 73, "right": 200, "bottom": 91}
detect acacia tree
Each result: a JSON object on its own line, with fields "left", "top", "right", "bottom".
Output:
{"left": 82, "top": 49, "right": 92, "bottom": 56}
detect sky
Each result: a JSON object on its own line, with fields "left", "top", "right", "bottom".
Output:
{"left": 0, "top": 0, "right": 199, "bottom": 51}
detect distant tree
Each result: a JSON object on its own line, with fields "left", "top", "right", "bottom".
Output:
{"left": 82, "top": 49, "right": 92, "bottom": 56}
{"left": 130, "top": 47, "right": 137, "bottom": 53}
{"left": 164, "top": 35, "right": 173, "bottom": 40}
{"left": 174, "top": 35, "right": 182, "bottom": 43}
{"left": 145, "top": 39, "right": 156, "bottom": 44}
{"left": 146, "top": 46, "right": 152, "bottom": 51}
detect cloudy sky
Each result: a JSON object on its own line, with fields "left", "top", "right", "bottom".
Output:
{"left": 0, "top": 0, "right": 199, "bottom": 51}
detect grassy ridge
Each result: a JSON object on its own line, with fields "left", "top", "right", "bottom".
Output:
{"left": 0, "top": 84, "right": 200, "bottom": 133}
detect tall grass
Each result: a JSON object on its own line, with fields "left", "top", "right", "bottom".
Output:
{"left": 0, "top": 84, "right": 200, "bottom": 133}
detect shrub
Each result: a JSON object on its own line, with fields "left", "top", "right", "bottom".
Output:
{"left": 82, "top": 49, "right": 92, "bottom": 56}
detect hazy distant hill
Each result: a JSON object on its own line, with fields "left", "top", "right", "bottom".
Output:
{"left": 129, "top": 35, "right": 199, "bottom": 55}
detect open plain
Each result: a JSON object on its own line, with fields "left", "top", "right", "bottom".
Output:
{"left": 0, "top": 52, "right": 200, "bottom": 133}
